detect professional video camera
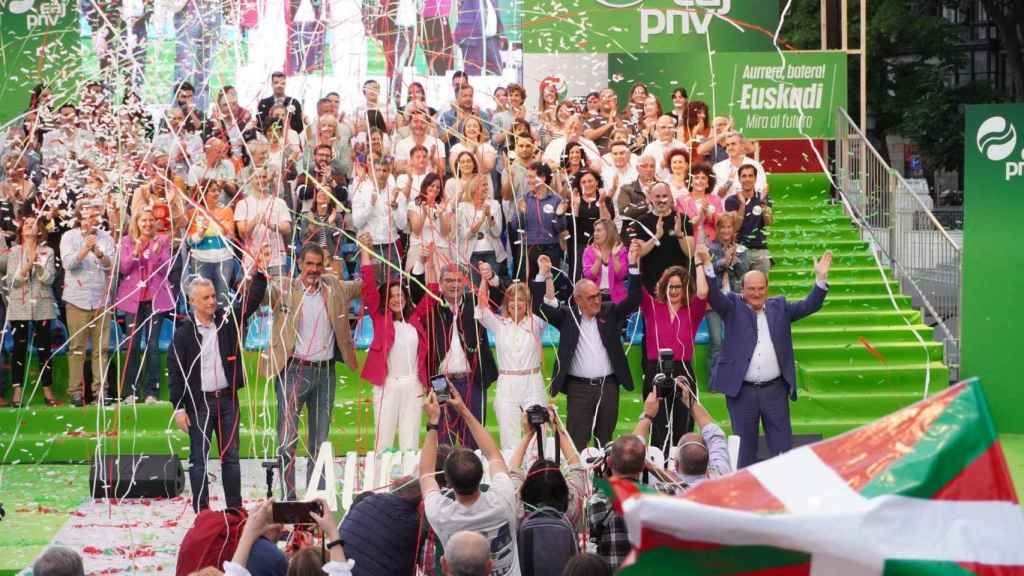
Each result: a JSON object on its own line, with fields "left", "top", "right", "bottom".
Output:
{"left": 652, "top": 348, "right": 678, "bottom": 398}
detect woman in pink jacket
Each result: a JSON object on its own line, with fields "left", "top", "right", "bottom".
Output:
{"left": 116, "top": 208, "right": 174, "bottom": 404}
{"left": 582, "top": 218, "right": 629, "bottom": 303}
{"left": 358, "top": 234, "right": 428, "bottom": 451}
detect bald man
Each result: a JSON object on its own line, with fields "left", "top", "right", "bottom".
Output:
{"left": 697, "top": 245, "right": 832, "bottom": 468}
{"left": 532, "top": 243, "right": 642, "bottom": 450}
{"left": 443, "top": 531, "right": 492, "bottom": 576}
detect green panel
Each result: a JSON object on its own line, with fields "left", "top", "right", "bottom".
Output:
{"left": 522, "top": 0, "right": 779, "bottom": 54}
{"left": 0, "top": 0, "right": 80, "bottom": 123}
{"left": 608, "top": 51, "right": 848, "bottom": 139}
{"left": 962, "top": 104, "right": 1024, "bottom": 433}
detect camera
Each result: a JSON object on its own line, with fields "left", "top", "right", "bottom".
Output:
{"left": 525, "top": 404, "right": 549, "bottom": 427}
{"left": 652, "top": 348, "right": 677, "bottom": 398}
{"left": 430, "top": 375, "right": 451, "bottom": 404}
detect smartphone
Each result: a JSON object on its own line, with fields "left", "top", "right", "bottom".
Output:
{"left": 430, "top": 375, "right": 451, "bottom": 404}
{"left": 271, "top": 500, "right": 323, "bottom": 525}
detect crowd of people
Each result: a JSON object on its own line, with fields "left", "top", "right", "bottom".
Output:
{"left": 7, "top": 70, "right": 836, "bottom": 575}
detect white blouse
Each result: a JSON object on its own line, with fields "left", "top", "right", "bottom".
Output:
{"left": 475, "top": 307, "right": 545, "bottom": 372}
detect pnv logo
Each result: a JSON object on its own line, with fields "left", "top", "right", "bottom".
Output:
{"left": 977, "top": 116, "right": 1024, "bottom": 181}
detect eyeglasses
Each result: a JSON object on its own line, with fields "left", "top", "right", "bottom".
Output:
{"left": 667, "top": 284, "right": 685, "bottom": 291}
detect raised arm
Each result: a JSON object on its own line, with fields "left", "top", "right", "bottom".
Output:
{"left": 786, "top": 251, "right": 831, "bottom": 322}
{"left": 611, "top": 240, "right": 642, "bottom": 319}
{"left": 449, "top": 385, "right": 508, "bottom": 475}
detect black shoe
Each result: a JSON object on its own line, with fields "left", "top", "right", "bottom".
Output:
{"left": 71, "top": 395, "right": 85, "bottom": 407}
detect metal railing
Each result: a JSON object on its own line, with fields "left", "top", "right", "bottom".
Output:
{"left": 832, "top": 108, "right": 961, "bottom": 372}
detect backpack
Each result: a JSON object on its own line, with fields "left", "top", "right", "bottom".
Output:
{"left": 517, "top": 507, "right": 579, "bottom": 576}
{"left": 175, "top": 508, "right": 248, "bottom": 576}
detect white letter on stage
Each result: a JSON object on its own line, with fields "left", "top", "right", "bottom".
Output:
{"left": 303, "top": 441, "right": 338, "bottom": 511}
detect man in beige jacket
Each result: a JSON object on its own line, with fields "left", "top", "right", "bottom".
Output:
{"left": 263, "top": 242, "right": 361, "bottom": 499}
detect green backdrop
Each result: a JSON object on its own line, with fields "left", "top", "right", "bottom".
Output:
{"left": 608, "top": 51, "right": 847, "bottom": 139}
{"left": 962, "top": 104, "right": 1024, "bottom": 433}
{"left": 523, "top": 0, "right": 780, "bottom": 54}
{"left": 0, "top": 0, "right": 80, "bottom": 124}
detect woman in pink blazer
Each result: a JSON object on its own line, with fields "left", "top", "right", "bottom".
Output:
{"left": 116, "top": 208, "right": 174, "bottom": 403}
{"left": 358, "top": 235, "right": 428, "bottom": 451}
{"left": 582, "top": 218, "right": 629, "bottom": 303}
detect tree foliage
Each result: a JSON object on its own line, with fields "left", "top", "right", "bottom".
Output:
{"left": 777, "top": 0, "right": 1014, "bottom": 181}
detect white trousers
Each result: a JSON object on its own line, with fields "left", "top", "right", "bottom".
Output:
{"left": 373, "top": 374, "right": 423, "bottom": 452}
{"left": 494, "top": 374, "right": 548, "bottom": 451}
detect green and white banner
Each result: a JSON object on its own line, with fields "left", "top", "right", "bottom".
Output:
{"left": 608, "top": 51, "right": 847, "bottom": 139}
{"left": 0, "top": 0, "right": 80, "bottom": 124}
{"left": 962, "top": 104, "right": 1024, "bottom": 433}
{"left": 523, "top": 0, "right": 780, "bottom": 54}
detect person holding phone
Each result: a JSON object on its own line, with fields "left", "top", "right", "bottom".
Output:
{"left": 359, "top": 233, "right": 429, "bottom": 451}
{"left": 228, "top": 499, "right": 353, "bottom": 575}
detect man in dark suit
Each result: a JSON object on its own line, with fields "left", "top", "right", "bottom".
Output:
{"left": 168, "top": 269, "right": 267, "bottom": 512}
{"left": 418, "top": 256, "right": 502, "bottom": 449}
{"left": 531, "top": 242, "right": 643, "bottom": 450}
{"left": 256, "top": 71, "right": 304, "bottom": 134}
{"left": 697, "top": 245, "right": 832, "bottom": 468}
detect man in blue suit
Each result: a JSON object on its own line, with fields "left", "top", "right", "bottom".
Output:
{"left": 696, "top": 245, "right": 833, "bottom": 468}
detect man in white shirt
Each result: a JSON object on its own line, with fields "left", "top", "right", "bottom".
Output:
{"left": 712, "top": 132, "right": 768, "bottom": 199}
{"left": 351, "top": 161, "right": 407, "bottom": 279}
{"left": 153, "top": 107, "right": 205, "bottom": 178}
{"left": 641, "top": 115, "right": 686, "bottom": 180}
{"left": 187, "top": 137, "right": 238, "bottom": 199}
{"left": 698, "top": 245, "right": 831, "bottom": 467}
{"left": 60, "top": 201, "right": 116, "bottom": 406}
{"left": 532, "top": 245, "right": 643, "bottom": 449}
{"left": 169, "top": 271, "right": 268, "bottom": 511}
{"left": 262, "top": 243, "right": 362, "bottom": 499}
{"left": 420, "top": 387, "right": 520, "bottom": 576}
{"left": 600, "top": 140, "right": 639, "bottom": 200}
{"left": 234, "top": 168, "right": 293, "bottom": 276}
{"left": 541, "top": 115, "right": 601, "bottom": 170}
{"left": 393, "top": 111, "right": 444, "bottom": 174}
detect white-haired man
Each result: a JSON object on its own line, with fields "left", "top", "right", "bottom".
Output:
{"left": 168, "top": 266, "right": 268, "bottom": 512}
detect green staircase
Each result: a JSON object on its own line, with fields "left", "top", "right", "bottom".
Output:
{"left": 0, "top": 173, "right": 949, "bottom": 463}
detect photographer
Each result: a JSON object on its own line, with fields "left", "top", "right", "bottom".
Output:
{"left": 508, "top": 407, "right": 587, "bottom": 528}
{"left": 638, "top": 263, "right": 708, "bottom": 453}
{"left": 419, "top": 386, "right": 521, "bottom": 576}
{"left": 585, "top": 433, "right": 647, "bottom": 570}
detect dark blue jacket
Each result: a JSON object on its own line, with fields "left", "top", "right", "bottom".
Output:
{"left": 705, "top": 270, "right": 826, "bottom": 399}
{"left": 339, "top": 492, "right": 421, "bottom": 576}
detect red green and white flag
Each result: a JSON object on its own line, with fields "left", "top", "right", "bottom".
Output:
{"left": 610, "top": 379, "right": 1024, "bottom": 575}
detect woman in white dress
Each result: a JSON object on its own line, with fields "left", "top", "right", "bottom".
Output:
{"left": 475, "top": 278, "right": 548, "bottom": 450}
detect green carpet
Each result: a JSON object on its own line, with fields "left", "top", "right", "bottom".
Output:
{"left": 0, "top": 464, "right": 90, "bottom": 575}
{"left": 0, "top": 173, "right": 950, "bottom": 463}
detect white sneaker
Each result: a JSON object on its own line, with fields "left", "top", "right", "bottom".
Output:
{"left": 122, "top": 395, "right": 138, "bottom": 405}
{"left": 144, "top": 396, "right": 158, "bottom": 405}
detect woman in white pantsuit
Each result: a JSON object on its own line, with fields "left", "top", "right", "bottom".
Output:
{"left": 475, "top": 278, "right": 549, "bottom": 450}
{"left": 359, "top": 234, "right": 428, "bottom": 451}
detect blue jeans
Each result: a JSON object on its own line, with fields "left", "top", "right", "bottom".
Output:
{"left": 187, "top": 392, "right": 241, "bottom": 511}
{"left": 122, "top": 301, "right": 168, "bottom": 399}
{"left": 191, "top": 259, "right": 236, "bottom": 307}
{"left": 174, "top": 6, "right": 222, "bottom": 111}
{"left": 276, "top": 361, "right": 336, "bottom": 500}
